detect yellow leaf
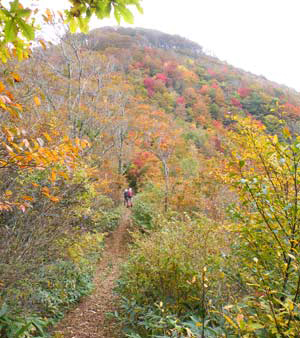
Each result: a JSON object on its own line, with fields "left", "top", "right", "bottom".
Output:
{"left": 34, "top": 96, "right": 41, "bottom": 106}
{"left": 39, "top": 39, "right": 47, "bottom": 50}
{"left": 22, "top": 195, "right": 34, "bottom": 201}
{"left": 11, "top": 72, "right": 21, "bottom": 82}
{"left": 283, "top": 127, "right": 291, "bottom": 139}
{"left": 223, "top": 314, "right": 238, "bottom": 329}
{"left": 5, "top": 190, "right": 12, "bottom": 197}
{"left": 58, "top": 171, "right": 69, "bottom": 179}
{"left": 51, "top": 171, "right": 56, "bottom": 182}
{"left": 44, "top": 8, "right": 53, "bottom": 22}
{"left": 0, "top": 81, "right": 5, "bottom": 92}
{"left": 43, "top": 132, "right": 52, "bottom": 142}
{"left": 49, "top": 196, "right": 60, "bottom": 202}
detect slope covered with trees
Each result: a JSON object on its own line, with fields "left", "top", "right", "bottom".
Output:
{"left": 0, "top": 7, "right": 300, "bottom": 336}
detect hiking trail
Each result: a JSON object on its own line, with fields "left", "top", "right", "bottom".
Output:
{"left": 52, "top": 209, "right": 131, "bottom": 338}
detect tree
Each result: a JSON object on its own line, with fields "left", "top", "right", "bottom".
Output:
{"left": 221, "top": 115, "right": 300, "bottom": 336}
{"left": 136, "top": 110, "right": 182, "bottom": 212}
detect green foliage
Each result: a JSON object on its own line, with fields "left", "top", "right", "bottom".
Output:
{"left": 132, "top": 199, "right": 156, "bottom": 231}
{"left": 67, "top": 0, "right": 143, "bottom": 33}
{"left": 115, "top": 214, "right": 237, "bottom": 337}
{"left": 0, "top": 303, "right": 48, "bottom": 338}
{"left": 263, "top": 114, "right": 283, "bottom": 133}
{"left": 118, "top": 215, "right": 227, "bottom": 314}
{"left": 1, "top": 259, "right": 96, "bottom": 336}
{"left": 241, "top": 92, "right": 268, "bottom": 116}
{"left": 182, "top": 129, "right": 208, "bottom": 149}
{"left": 96, "top": 208, "right": 122, "bottom": 231}
{"left": 32, "top": 261, "right": 94, "bottom": 318}
{"left": 114, "top": 299, "right": 228, "bottom": 337}
{"left": 210, "top": 103, "right": 220, "bottom": 120}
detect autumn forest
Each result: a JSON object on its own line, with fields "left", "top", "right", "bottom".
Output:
{"left": 0, "top": 1, "right": 299, "bottom": 337}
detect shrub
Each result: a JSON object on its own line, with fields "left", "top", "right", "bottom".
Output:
{"left": 118, "top": 215, "right": 230, "bottom": 314}
{"left": 114, "top": 298, "right": 228, "bottom": 338}
{"left": 33, "top": 260, "right": 94, "bottom": 318}
{"left": 96, "top": 207, "right": 122, "bottom": 232}
{"left": 0, "top": 303, "right": 48, "bottom": 338}
{"left": 131, "top": 199, "right": 156, "bottom": 231}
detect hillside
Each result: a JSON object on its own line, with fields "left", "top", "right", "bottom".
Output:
{"left": 1, "top": 26, "right": 299, "bottom": 337}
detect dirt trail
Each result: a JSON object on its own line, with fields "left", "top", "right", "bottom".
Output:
{"left": 52, "top": 209, "right": 131, "bottom": 338}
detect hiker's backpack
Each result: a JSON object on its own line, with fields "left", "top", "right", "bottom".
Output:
{"left": 128, "top": 189, "right": 133, "bottom": 197}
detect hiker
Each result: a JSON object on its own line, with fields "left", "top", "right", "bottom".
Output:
{"left": 124, "top": 188, "right": 129, "bottom": 207}
{"left": 128, "top": 187, "right": 133, "bottom": 207}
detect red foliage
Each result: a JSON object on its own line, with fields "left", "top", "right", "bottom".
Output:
{"left": 176, "top": 96, "right": 185, "bottom": 105}
{"left": 144, "top": 77, "right": 156, "bottom": 96}
{"left": 144, "top": 77, "right": 155, "bottom": 89}
{"left": 231, "top": 97, "right": 242, "bottom": 107}
{"left": 200, "top": 85, "right": 210, "bottom": 95}
{"left": 211, "top": 82, "right": 219, "bottom": 89}
{"left": 222, "top": 66, "right": 228, "bottom": 73}
{"left": 207, "top": 68, "right": 216, "bottom": 76}
{"left": 212, "top": 120, "right": 223, "bottom": 130}
{"left": 284, "top": 102, "right": 300, "bottom": 117}
{"left": 163, "top": 61, "right": 178, "bottom": 75}
{"left": 155, "top": 73, "right": 168, "bottom": 84}
{"left": 147, "top": 88, "right": 155, "bottom": 97}
{"left": 133, "top": 61, "right": 145, "bottom": 69}
{"left": 237, "top": 87, "right": 251, "bottom": 98}
{"left": 129, "top": 151, "right": 152, "bottom": 177}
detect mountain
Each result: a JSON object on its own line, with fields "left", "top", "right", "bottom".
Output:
{"left": 76, "top": 27, "right": 300, "bottom": 133}
{"left": 1, "top": 27, "right": 300, "bottom": 336}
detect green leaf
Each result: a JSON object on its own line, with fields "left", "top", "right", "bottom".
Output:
{"left": 239, "top": 160, "right": 245, "bottom": 168}
{"left": 31, "top": 318, "right": 46, "bottom": 334}
{"left": 10, "top": 0, "right": 20, "bottom": 13}
{"left": 104, "top": 2, "right": 112, "bottom": 17}
{"left": 130, "top": 0, "right": 144, "bottom": 14}
{"left": 114, "top": 8, "right": 121, "bottom": 24}
{"left": 117, "top": 4, "right": 134, "bottom": 24}
{"left": 0, "top": 303, "right": 8, "bottom": 317}
{"left": 14, "top": 321, "right": 32, "bottom": 337}
{"left": 17, "top": 9, "right": 31, "bottom": 19}
{"left": 4, "top": 19, "right": 18, "bottom": 42}
{"left": 17, "top": 18, "right": 35, "bottom": 40}
{"left": 247, "top": 322, "right": 264, "bottom": 331}
{"left": 78, "top": 17, "right": 89, "bottom": 34}
{"left": 69, "top": 17, "right": 78, "bottom": 33}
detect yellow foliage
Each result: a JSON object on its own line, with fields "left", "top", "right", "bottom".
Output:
{"left": 67, "top": 232, "right": 105, "bottom": 263}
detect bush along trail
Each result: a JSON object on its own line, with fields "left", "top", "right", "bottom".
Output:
{"left": 52, "top": 209, "right": 131, "bottom": 338}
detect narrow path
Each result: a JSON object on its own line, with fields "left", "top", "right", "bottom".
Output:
{"left": 52, "top": 209, "right": 131, "bottom": 338}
